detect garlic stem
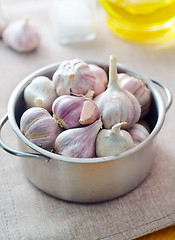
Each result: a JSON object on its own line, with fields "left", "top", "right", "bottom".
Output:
{"left": 108, "top": 55, "right": 121, "bottom": 91}
{"left": 85, "top": 90, "right": 95, "bottom": 99}
{"left": 24, "top": 15, "right": 29, "bottom": 27}
{"left": 111, "top": 122, "right": 127, "bottom": 134}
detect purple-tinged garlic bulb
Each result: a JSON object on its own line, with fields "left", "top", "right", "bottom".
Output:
{"left": 118, "top": 73, "right": 151, "bottom": 117}
{"left": 127, "top": 123, "right": 149, "bottom": 145}
{"left": 94, "top": 55, "right": 141, "bottom": 129}
{"left": 54, "top": 119, "right": 102, "bottom": 158}
{"left": 52, "top": 59, "right": 95, "bottom": 96}
{"left": 96, "top": 122, "right": 134, "bottom": 157}
{"left": 20, "top": 107, "right": 61, "bottom": 151}
{"left": 88, "top": 64, "right": 108, "bottom": 96}
{"left": 24, "top": 76, "right": 57, "bottom": 112}
{"left": 52, "top": 94, "right": 99, "bottom": 129}
{"left": 2, "top": 17, "right": 40, "bottom": 52}
{"left": 52, "top": 95, "right": 83, "bottom": 129}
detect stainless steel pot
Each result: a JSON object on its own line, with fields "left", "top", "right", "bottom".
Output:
{"left": 0, "top": 61, "right": 172, "bottom": 203}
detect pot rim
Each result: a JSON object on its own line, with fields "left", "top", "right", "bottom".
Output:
{"left": 7, "top": 60, "right": 166, "bottom": 163}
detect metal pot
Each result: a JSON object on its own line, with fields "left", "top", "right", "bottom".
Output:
{"left": 0, "top": 61, "right": 172, "bottom": 203}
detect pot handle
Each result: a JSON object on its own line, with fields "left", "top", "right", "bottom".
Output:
{"left": 151, "top": 79, "right": 172, "bottom": 112}
{"left": 0, "top": 114, "right": 48, "bottom": 159}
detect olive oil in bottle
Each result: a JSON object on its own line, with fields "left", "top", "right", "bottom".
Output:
{"left": 100, "top": 0, "right": 175, "bottom": 43}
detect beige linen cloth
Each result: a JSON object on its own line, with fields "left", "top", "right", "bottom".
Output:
{"left": 0, "top": 1, "right": 175, "bottom": 239}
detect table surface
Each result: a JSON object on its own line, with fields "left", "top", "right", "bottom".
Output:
{"left": 0, "top": 1, "right": 175, "bottom": 239}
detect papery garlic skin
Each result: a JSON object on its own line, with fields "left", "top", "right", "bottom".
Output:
{"left": 20, "top": 107, "right": 61, "bottom": 151}
{"left": 119, "top": 73, "right": 151, "bottom": 117}
{"left": 24, "top": 76, "right": 57, "bottom": 112}
{"left": 88, "top": 64, "right": 108, "bottom": 96}
{"left": 127, "top": 123, "right": 149, "bottom": 145}
{"left": 2, "top": 17, "right": 40, "bottom": 52}
{"left": 52, "top": 59, "right": 95, "bottom": 96}
{"left": 94, "top": 55, "right": 141, "bottom": 129}
{"left": 52, "top": 95, "right": 99, "bottom": 129}
{"left": 96, "top": 122, "right": 134, "bottom": 157}
{"left": 54, "top": 119, "right": 102, "bottom": 158}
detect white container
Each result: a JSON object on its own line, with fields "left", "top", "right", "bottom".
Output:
{"left": 50, "top": 0, "right": 97, "bottom": 44}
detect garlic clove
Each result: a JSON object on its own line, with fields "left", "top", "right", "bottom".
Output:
{"left": 94, "top": 55, "right": 141, "bottom": 129}
{"left": 88, "top": 64, "right": 108, "bottom": 96}
{"left": 2, "top": 17, "right": 40, "bottom": 52}
{"left": 119, "top": 73, "right": 151, "bottom": 117}
{"left": 127, "top": 123, "right": 149, "bottom": 145}
{"left": 52, "top": 59, "right": 96, "bottom": 96}
{"left": 20, "top": 107, "right": 61, "bottom": 151}
{"left": 79, "top": 98, "right": 100, "bottom": 125}
{"left": 96, "top": 122, "right": 134, "bottom": 157}
{"left": 54, "top": 119, "right": 102, "bottom": 158}
{"left": 24, "top": 76, "right": 58, "bottom": 112}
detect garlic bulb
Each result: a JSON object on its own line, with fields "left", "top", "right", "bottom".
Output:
{"left": 52, "top": 94, "right": 99, "bottom": 129}
{"left": 24, "top": 76, "right": 57, "bottom": 112}
{"left": 54, "top": 119, "right": 102, "bottom": 158}
{"left": 96, "top": 122, "right": 134, "bottom": 157}
{"left": 94, "top": 55, "right": 141, "bottom": 129}
{"left": 0, "top": 1, "right": 7, "bottom": 37}
{"left": 88, "top": 64, "right": 108, "bottom": 96}
{"left": 52, "top": 59, "right": 95, "bottom": 96}
{"left": 119, "top": 73, "right": 151, "bottom": 117}
{"left": 2, "top": 17, "right": 40, "bottom": 52}
{"left": 127, "top": 123, "right": 149, "bottom": 145}
{"left": 20, "top": 107, "right": 61, "bottom": 151}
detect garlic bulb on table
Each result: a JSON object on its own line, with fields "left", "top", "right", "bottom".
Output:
{"left": 127, "top": 123, "right": 149, "bottom": 145}
{"left": 2, "top": 17, "right": 40, "bottom": 52}
{"left": 94, "top": 55, "right": 141, "bottom": 129}
{"left": 24, "top": 76, "right": 57, "bottom": 112}
{"left": 54, "top": 119, "right": 102, "bottom": 158}
{"left": 96, "top": 122, "right": 134, "bottom": 157}
{"left": 52, "top": 94, "right": 99, "bottom": 129}
{"left": 119, "top": 73, "right": 151, "bottom": 117}
{"left": 20, "top": 107, "right": 61, "bottom": 151}
{"left": 52, "top": 59, "right": 95, "bottom": 96}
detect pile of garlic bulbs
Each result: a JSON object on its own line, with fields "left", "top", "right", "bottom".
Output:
{"left": 20, "top": 55, "right": 151, "bottom": 158}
